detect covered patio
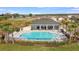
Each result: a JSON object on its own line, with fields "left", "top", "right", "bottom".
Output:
{"left": 31, "top": 18, "right": 59, "bottom": 30}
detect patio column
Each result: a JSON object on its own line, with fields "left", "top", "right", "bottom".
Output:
{"left": 46, "top": 25, "right": 48, "bottom": 30}
{"left": 39, "top": 25, "right": 41, "bottom": 30}
{"left": 53, "top": 25, "right": 55, "bottom": 30}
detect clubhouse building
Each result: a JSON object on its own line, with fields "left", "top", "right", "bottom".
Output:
{"left": 31, "top": 18, "right": 60, "bottom": 30}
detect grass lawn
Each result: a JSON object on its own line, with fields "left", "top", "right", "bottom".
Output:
{"left": 0, "top": 43, "right": 79, "bottom": 51}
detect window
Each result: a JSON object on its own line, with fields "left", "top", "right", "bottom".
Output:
{"left": 37, "top": 26, "right": 40, "bottom": 30}
{"left": 48, "top": 26, "right": 53, "bottom": 30}
{"left": 41, "top": 26, "right": 46, "bottom": 30}
{"left": 55, "top": 25, "right": 59, "bottom": 30}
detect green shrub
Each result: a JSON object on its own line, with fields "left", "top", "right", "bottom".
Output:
{"left": 48, "top": 41, "right": 66, "bottom": 47}
{"left": 15, "top": 40, "right": 66, "bottom": 47}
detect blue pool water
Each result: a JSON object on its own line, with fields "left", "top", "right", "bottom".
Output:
{"left": 20, "top": 32, "right": 60, "bottom": 40}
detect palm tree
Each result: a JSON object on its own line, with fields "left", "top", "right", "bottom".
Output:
{"left": 61, "top": 18, "right": 70, "bottom": 32}
{"left": 67, "top": 23, "right": 74, "bottom": 43}
{"left": 0, "top": 22, "right": 15, "bottom": 44}
{"left": 72, "top": 23, "right": 79, "bottom": 41}
{"left": 0, "top": 30, "right": 7, "bottom": 43}
{"left": 67, "top": 22, "right": 79, "bottom": 43}
{"left": 0, "top": 19, "right": 31, "bottom": 44}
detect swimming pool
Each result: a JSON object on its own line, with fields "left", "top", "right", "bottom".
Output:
{"left": 20, "top": 32, "right": 60, "bottom": 41}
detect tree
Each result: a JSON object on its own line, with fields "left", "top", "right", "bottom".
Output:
{"left": 0, "top": 19, "right": 32, "bottom": 44}
{"left": 61, "top": 18, "right": 70, "bottom": 31}
{"left": 29, "top": 13, "right": 32, "bottom": 17}
{"left": 13, "top": 13, "right": 20, "bottom": 18}
{"left": 0, "top": 23, "right": 15, "bottom": 44}
{"left": 67, "top": 22, "right": 79, "bottom": 43}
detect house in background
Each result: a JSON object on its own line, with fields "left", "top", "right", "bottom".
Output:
{"left": 31, "top": 18, "right": 60, "bottom": 30}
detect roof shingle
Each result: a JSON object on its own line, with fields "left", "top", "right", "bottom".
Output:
{"left": 32, "top": 18, "right": 59, "bottom": 24}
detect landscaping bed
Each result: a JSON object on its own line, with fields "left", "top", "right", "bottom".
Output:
{"left": 0, "top": 42, "right": 79, "bottom": 51}
{"left": 15, "top": 40, "right": 67, "bottom": 47}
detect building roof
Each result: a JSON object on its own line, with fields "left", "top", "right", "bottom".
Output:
{"left": 32, "top": 18, "right": 59, "bottom": 24}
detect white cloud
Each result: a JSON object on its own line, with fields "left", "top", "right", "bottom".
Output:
{"left": 71, "top": 8, "right": 79, "bottom": 10}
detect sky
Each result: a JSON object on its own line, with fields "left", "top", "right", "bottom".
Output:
{"left": 0, "top": 7, "right": 79, "bottom": 14}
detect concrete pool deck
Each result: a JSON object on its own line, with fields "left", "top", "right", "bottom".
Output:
{"left": 9, "top": 26, "right": 67, "bottom": 42}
